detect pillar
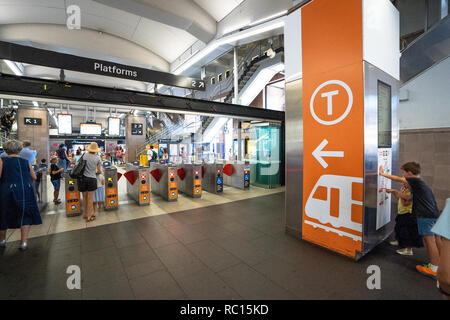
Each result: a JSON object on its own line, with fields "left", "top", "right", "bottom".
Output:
{"left": 125, "top": 115, "right": 146, "bottom": 162}
{"left": 17, "top": 108, "right": 49, "bottom": 163}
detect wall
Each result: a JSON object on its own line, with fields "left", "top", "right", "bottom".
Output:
{"left": 399, "top": 57, "right": 450, "bottom": 130}
{"left": 17, "top": 108, "right": 49, "bottom": 162}
{"left": 399, "top": 128, "right": 450, "bottom": 210}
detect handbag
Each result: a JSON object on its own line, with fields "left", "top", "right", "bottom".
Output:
{"left": 69, "top": 153, "right": 86, "bottom": 179}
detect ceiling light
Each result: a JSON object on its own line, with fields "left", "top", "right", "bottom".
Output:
{"left": 33, "top": 101, "right": 39, "bottom": 107}
{"left": 266, "top": 48, "right": 276, "bottom": 59}
{"left": 249, "top": 10, "right": 288, "bottom": 27}
{"left": 4, "top": 60, "right": 23, "bottom": 76}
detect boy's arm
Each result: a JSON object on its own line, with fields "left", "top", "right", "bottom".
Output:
{"left": 379, "top": 166, "right": 406, "bottom": 183}
{"left": 387, "top": 189, "right": 411, "bottom": 201}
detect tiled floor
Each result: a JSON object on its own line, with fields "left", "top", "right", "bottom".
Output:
{"left": 0, "top": 193, "right": 442, "bottom": 300}
{"left": 5, "top": 173, "right": 284, "bottom": 242}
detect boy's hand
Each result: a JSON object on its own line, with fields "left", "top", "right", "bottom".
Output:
{"left": 386, "top": 188, "right": 396, "bottom": 194}
{"left": 379, "top": 165, "right": 385, "bottom": 175}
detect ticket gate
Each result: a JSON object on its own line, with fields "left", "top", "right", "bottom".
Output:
{"left": 65, "top": 169, "right": 82, "bottom": 217}
{"left": 33, "top": 165, "right": 48, "bottom": 211}
{"left": 125, "top": 163, "right": 150, "bottom": 206}
{"left": 150, "top": 163, "right": 178, "bottom": 201}
{"left": 202, "top": 163, "right": 223, "bottom": 194}
{"left": 176, "top": 164, "right": 202, "bottom": 198}
{"left": 223, "top": 161, "right": 250, "bottom": 190}
{"left": 103, "top": 162, "right": 119, "bottom": 210}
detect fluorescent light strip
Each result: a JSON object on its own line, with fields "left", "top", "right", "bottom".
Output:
{"left": 173, "top": 17, "right": 285, "bottom": 75}
{"left": 249, "top": 10, "right": 288, "bottom": 27}
{"left": 4, "top": 60, "right": 23, "bottom": 76}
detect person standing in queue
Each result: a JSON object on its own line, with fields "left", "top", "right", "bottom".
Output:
{"left": 49, "top": 156, "right": 64, "bottom": 204}
{"left": 78, "top": 142, "right": 102, "bottom": 222}
{"left": 19, "top": 140, "right": 37, "bottom": 165}
{"left": 0, "top": 140, "right": 42, "bottom": 251}
{"left": 57, "top": 144, "right": 69, "bottom": 177}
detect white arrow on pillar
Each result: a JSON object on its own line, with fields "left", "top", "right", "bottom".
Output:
{"left": 312, "top": 139, "right": 344, "bottom": 168}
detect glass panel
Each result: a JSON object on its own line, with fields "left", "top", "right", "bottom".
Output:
{"left": 377, "top": 81, "right": 392, "bottom": 148}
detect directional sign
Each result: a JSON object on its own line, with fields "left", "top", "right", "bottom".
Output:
{"left": 302, "top": 0, "right": 365, "bottom": 259}
{"left": 312, "top": 139, "right": 344, "bottom": 169}
{"left": 24, "top": 117, "right": 42, "bottom": 126}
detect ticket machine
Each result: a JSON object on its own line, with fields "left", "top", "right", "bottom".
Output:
{"left": 125, "top": 163, "right": 150, "bottom": 206}
{"left": 150, "top": 163, "right": 178, "bottom": 201}
{"left": 177, "top": 164, "right": 202, "bottom": 198}
{"left": 223, "top": 161, "right": 250, "bottom": 190}
{"left": 202, "top": 163, "right": 224, "bottom": 194}
{"left": 65, "top": 169, "right": 82, "bottom": 217}
{"left": 103, "top": 161, "right": 119, "bottom": 210}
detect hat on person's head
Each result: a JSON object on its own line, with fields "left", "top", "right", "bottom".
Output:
{"left": 86, "top": 142, "right": 101, "bottom": 153}
{"left": 50, "top": 155, "right": 58, "bottom": 161}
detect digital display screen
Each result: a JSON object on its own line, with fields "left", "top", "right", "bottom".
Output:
{"left": 80, "top": 123, "right": 102, "bottom": 135}
{"left": 108, "top": 117, "right": 120, "bottom": 136}
{"left": 377, "top": 81, "right": 392, "bottom": 148}
{"left": 169, "top": 144, "right": 178, "bottom": 155}
{"left": 58, "top": 114, "right": 72, "bottom": 135}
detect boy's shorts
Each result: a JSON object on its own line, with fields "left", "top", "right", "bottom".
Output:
{"left": 51, "top": 179, "right": 61, "bottom": 191}
{"left": 417, "top": 218, "right": 437, "bottom": 236}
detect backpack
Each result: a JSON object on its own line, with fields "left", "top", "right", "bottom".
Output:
{"left": 151, "top": 149, "right": 157, "bottom": 161}
{"left": 69, "top": 153, "right": 86, "bottom": 179}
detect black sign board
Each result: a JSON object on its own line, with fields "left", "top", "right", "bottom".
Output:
{"left": 24, "top": 117, "right": 42, "bottom": 126}
{"left": 0, "top": 41, "right": 205, "bottom": 91}
{"left": 131, "top": 123, "right": 143, "bottom": 135}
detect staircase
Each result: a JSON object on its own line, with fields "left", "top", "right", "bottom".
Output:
{"left": 135, "top": 115, "right": 196, "bottom": 158}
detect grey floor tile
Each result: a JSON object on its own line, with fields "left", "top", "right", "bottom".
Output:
{"left": 117, "top": 242, "right": 158, "bottom": 267}
{"left": 141, "top": 228, "right": 179, "bottom": 249}
{"left": 81, "top": 246, "right": 121, "bottom": 272}
{"left": 129, "top": 270, "right": 186, "bottom": 300}
{"left": 186, "top": 240, "right": 241, "bottom": 272}
{"left": 217, "top": 264, "right": 296, "bottom": 300}
{"left": 154, "top": 243, "right": 209, "bottom": 279}
{"left": 124, "top": 259, "right": 166, "bottom": 280}
{"left": 176, "top": 269, "right": 242, "bottom": 300}
{"left": 166, "top": 227, "right": 209, "bottom": 245}
{"left": 213, "top": 236, "right": 274, "bottom": 266}
{"left": 82, "top": 276, "right": 135, "bottom": 300}
{"left": 112, "top": 232, "right": 146, "bottom": 249}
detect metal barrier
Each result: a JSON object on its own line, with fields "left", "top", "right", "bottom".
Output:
{"left": 202, "top": 163, "right": 223, "bottom": 194}
{"left": 65, "top": 169, "right": 82, "bottom": 217}
{"left": 125, "top": 163, "right": 150, "bottom": 206}
{"left": 176, "top": 163, "right": 202, "bottom": 198}
{"left": 33, "top": 165, "right": 48, "bottom": 211}
{"left": 223, "top": 161, "right": 250, "bottom": 190}
{"left": 103, "top": 162, "right": 119, "bottom": 210}
{"left": 150, "top": 163, "right": 178, "bottom": 201}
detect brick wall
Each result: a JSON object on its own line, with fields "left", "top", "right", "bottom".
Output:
{"left": 399, "top": 128, "right": 450, "bottom": 211}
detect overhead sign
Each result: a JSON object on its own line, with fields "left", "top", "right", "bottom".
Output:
{"left": 302, "top": 0, "right": 365, "bottom": 258}
{"left": 80, "top": 123, "right": 102, "bottom": 135}
{"left": 0, "top": 41, "right": 206, "bottom": 91}
{"left": 24, "top": 117, "right": 42, "bottom": 126}
{"left": 108, "top": 117, "right": 121, "bottom": 136}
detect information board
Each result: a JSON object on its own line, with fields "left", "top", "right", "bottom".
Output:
{"left": 80, "top": 123, "right": 102, "bottom": 135}
{"left": 108, "top": 117, "right": 120, "bottom": 136}
{"left": 58, "top": 114, "right": 72, "bottom": 135}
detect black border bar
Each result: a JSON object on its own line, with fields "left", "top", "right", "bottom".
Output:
{"left": 0, "top": 41, "right": 205, "bottom": 91}
{"left": 0, "top": 73, "right": 284, "bottom": 121}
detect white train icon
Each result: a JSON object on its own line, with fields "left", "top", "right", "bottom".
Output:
{"left": 304, "top": 175, "right": 363, "bottom": 241}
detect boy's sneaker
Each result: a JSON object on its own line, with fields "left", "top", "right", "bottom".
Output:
{"left": 416, "top": 263, "right": 437, "bottom": 279}
{"left": 396, "top": 248, "right": 413, "bottom": 256}
{"left": 389, "top": 240, "right": 399, "bottom": 246}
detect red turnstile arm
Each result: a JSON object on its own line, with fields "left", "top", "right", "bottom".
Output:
{"left": 223, "top": 164, "right": 234, "bottom": 176}
{"left": 117, "top": 172, "right": 123, "bottom": 181}
{"left": 177, "top": 168, "right": 186, "bottom": 181}
{"left": 124, "top": 171, "right": 137, "bottom": 185}
{"left": 150, "top": 169, "right": 161, "bottom": 183}
{"left": 201, "top": 166, "right": 205, "bottom": 178}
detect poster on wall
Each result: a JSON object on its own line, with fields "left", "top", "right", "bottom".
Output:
{"left": 58, "top": 114, "right": 72, "bottom": 135}
{"left": 108, "top": 117, "right": 120, "bottom": 136}
{"left": 377, "top": 148, "right": 392, "bottom": 230}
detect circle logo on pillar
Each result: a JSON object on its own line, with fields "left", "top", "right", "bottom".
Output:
{"left": 310, "top": 80, "right": 353, "bottom": 126}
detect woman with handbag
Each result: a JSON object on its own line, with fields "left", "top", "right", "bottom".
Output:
{"left": 76, "top": 142, "right": 102, "bottom": 222}
{"left": 0, "top": 140, "right": 42, "bottom": 251}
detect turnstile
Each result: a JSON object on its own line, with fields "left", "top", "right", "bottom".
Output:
{"left": 33, "top": 165, "right": 48, "bottom": 211}
{"left": 202, "top": 163, "right": 223, "bottom": 194}
{"left": 150, "top": 163, "right": 178, "bottom": 201}
{"left": 65, "top": 169, "right": 82, "bottom": 217}
{"left": 103, "top": 162, "right": 119, "bottom": 210}
{"left": 223, "top": 161, "right": 250, "bottom": 190}
{"left": 125, "top": 163, "right": 150, "bottom": 206}
{"left": 177, "top": 163, "right": 202, "bottom": 198}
